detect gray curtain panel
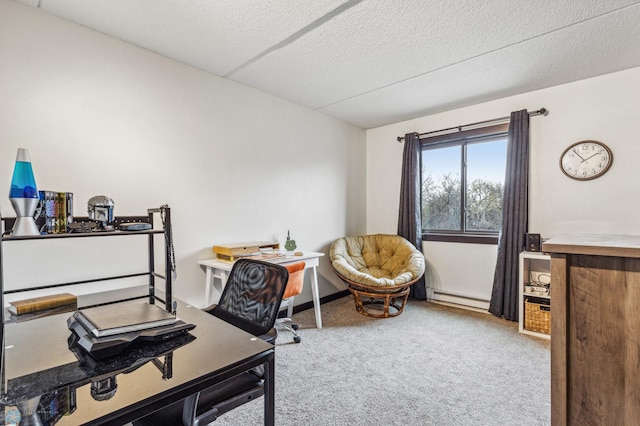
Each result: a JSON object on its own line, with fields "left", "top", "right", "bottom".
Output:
{"left": 489, "top": 110, "right": 530, "bottom": 321}
{"left": 398, "top": 132, "right": 427, "bottom": 300}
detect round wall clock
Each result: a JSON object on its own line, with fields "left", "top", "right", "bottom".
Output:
{"left": 560, "top": 140, "right": 613, "bottom": 181}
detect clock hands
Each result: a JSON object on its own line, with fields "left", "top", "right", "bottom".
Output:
{"left": 581, "top": 152, "right": 600, "bottom": 163}
{"left": 572, "top": 149, "right": 586, "bottom": 161}
{"left": 573, "top": 147, "right": 601, "bottom": 163}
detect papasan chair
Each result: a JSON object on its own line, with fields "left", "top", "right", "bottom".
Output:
{"left": 330, "top": 234, "right": 425, "bottom": 318}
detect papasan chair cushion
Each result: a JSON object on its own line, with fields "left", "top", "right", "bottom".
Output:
{"left": 330, "top": 234, "right": 425, "bottom": 317}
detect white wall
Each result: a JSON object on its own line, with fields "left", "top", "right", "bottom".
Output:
{"left": 366, "top": 66, "right": 640, "bottom": 309}
{"left": 0, "top": 0, "right": 364, "bottom": 307}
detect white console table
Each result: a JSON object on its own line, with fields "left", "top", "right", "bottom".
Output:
{"left": 197, "top": 251, "right": 325, "bottom": 328}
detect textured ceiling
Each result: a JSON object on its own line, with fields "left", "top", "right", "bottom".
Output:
{"left": 14, "top": 0, "right": 640, "bottom": 129}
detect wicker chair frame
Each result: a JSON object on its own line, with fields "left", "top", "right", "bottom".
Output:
{"left": 332, "top": 268, "right": 419, "bottom": 318}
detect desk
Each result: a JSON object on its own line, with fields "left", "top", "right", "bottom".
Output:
{"left": 1, "top": 297, "right": 275, "bottom": 425}
{"left": 198, "top": 251, "right": 325, "bottom": 329}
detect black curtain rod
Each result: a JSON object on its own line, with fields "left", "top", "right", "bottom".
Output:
{"left": 396, "top": 108, "right": 547, "bottom": 142}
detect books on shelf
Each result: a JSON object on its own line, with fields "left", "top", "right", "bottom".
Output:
{"left": 33, "top": 190, "right": 73, "bottom": 234}
{"left": 73, "top": 302, "right": 178, "bottom": 338}
{"left": 9, "top": 293, "right": 77, "bottom": 315}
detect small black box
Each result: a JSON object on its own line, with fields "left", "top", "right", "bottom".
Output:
{"left": 526, "top": 233, "right": 541, "bottom": 252}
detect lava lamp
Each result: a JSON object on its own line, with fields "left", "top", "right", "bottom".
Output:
{"left": 9, "top": 148, "right": 40, "bottom": 236}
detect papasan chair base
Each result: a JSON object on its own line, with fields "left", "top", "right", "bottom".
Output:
{"left": 342, "top": 277, "right": 412, "bottom": 318}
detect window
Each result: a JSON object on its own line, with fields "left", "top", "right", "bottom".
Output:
{"left": 420, "top": 124, "right": 508, "bottom": 243}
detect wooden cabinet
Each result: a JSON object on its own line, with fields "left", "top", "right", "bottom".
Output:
{"left": 543, "top": 234, "right": 640, "bottom": 426}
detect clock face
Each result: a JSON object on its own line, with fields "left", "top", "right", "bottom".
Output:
{"left": 560, "top": 140, "right": 613, "bottom": 181}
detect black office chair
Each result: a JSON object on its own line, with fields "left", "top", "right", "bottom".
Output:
{"left": 133, "top": 259, "right": 289, "bottom": 426}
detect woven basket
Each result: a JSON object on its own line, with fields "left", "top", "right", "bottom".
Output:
{"left": 524, "top": 297, "right": 550, "bottom": 335}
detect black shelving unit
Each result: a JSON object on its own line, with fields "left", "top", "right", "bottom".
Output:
{"left": 0, "top": 206, "right": 174, "bottom": 325}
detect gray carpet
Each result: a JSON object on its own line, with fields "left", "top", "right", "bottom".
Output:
{"left": 214, "top": 297, "right": 551, "bottom": 426}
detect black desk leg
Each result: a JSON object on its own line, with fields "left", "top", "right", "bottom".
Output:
{"left": 264, "top": 352, "right": 275, "bottom": 426}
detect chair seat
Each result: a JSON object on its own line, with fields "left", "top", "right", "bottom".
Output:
{"left": 330, "top": 234, "right": 425, "bottom": 288}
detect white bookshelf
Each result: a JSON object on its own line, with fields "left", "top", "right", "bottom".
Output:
{"left": 518, "top": 251, "right": 551, "bottom": 339}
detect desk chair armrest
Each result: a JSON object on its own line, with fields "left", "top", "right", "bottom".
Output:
{"left": 183, "top": 372, "right": 265, "bottom": 426}
{"left": 134, "top": 371, "right": 264, "bottom": 426}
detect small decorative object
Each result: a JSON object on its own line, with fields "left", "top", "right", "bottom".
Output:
{"left": 525, "top": 233, "right": 541, "bottom": 252}
{"left": 119, "top": 222, "right": 152, "bottom": 231}
{"left": 88, "top": 195, "right": 115, "bottom": 231}
{"left": 560, "top": 140, "right": 612, "bottom": 180}
{"left": 68, "top": 222, "right": 98, "bottom": 233}
{"left": 9, "top": 148, "right": 40, "bottom": 236}
{"left": 284, "top": 230, "right": 297, "bottom": 251}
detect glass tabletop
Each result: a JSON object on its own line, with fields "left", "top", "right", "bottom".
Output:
{"left": 1, "top": 296, "right": 273, "bottom": 425}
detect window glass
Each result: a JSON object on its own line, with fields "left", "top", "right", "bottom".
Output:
{"left": 466, "top": 139, "right": 507, "bottom": 232}
{"left": 421, "top": 130, "right": 508, "bottom": 237}
{"left": 421, "top": 145, "right": 462, "bottom": 231}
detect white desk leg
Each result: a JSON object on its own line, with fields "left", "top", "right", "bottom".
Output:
{"left": 212, "top": 269, "right": 228, "bottom": 305}
{"left": 310, "top": 266, "right": 322, "bottom": 329}
{"left": 204, "top": 267, "right": 213, "bottom": 307}
{"left": 205, "top": 267, "right": 229, "bottom": 307}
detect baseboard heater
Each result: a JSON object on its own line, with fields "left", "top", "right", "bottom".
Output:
{"left": 432, "top": 290, "right": 489, "bottom": 303}
{"left": 431, "top": 290, "right": 490, "bottom": 310}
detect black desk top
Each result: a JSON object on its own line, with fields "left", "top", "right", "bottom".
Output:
{"left": 1, "top": 296, "right": 273, "bottom": 425}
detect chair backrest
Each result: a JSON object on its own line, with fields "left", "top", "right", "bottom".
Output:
{"left": 212, "top": 259, "right": 289, "bottom": 336}
{"left": 283, "top": 262, "right": 305, "bottom": 299}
